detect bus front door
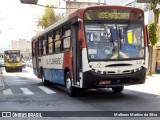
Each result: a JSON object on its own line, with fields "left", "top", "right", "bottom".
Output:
{"left": 71, "top": 21, "right": 82, "bottom": 86}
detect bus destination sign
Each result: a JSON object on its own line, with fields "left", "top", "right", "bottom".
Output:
{"left": 84, "top": 8, "right": 142, "bottom": 21}
{"left": 5, "top": 50, "right": 20, "bottom": 54}
{"left": 97, "top": 11, "right": 129, "bottom": 19}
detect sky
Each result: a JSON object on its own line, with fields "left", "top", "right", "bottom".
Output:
{"left": 0, "top": 0, "right": 46, "bottom": 48}
{"left": 106, "top": 0, "right": 127, "bottom": 5}
{"left": 0, "top": 0, "right": 126, "bottom": 49}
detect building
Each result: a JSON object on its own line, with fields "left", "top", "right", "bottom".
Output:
{"left": 34, "top": 0, "right": 66, "bottom": 16}
{"left": 11, "top": 39, "right": 31, "bottom": 60}
{"left": 66, "top": 0, "right": 107, "bottom": 16}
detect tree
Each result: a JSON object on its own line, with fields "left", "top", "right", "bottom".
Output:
{"left": 0, "top": 53, "right": 2, "bottom": 58}
{"left": 150, "top": 0, "right": 160, "bottom": 24}
{"left": 148, "top": 22, "right": 158, "bottom": 46}
{"left": 147, "top": 0, "right": 160, "bottom": 74}
{"left": 147, "top": 22, "right": 158, "bottom": 74}
{"left": 37, "top": 7, "right": 64, "bottom": 28}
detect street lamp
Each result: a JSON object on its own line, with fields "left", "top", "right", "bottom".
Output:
{"left": 137, "top": 0, "right": 152, "bottom": 3}
{"left": 20, "top": 0, "right": 38, "bottom": 4}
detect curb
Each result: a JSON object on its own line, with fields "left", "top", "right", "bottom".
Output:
{"left": 0, "top": 69, "right": 5, "bottom": 90}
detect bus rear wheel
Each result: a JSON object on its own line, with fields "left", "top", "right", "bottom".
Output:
{"left": 41, "top": 70, "right": 49, "bottom": 86}
{"left": 65, "top": 72, "right": 78, "bottom": 97}
{"left": 112, "top": 86, "right": 124, "bottom": 93}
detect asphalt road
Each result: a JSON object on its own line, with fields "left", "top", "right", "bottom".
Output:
{"left": 0, "top": 67, "right": 160, "bottom": 120}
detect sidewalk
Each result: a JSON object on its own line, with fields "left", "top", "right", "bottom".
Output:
{"left": 125, "top": 74, "right": 160, "bottom": 96}
{"left": 0, "top": 68, "right": 5, "bottom": 90}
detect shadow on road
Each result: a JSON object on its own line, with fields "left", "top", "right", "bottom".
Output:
{"left": 43, "top": 82, "right": 159, "bottom": 103}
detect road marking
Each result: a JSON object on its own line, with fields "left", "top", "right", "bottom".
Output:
{"left": 157, "top": 96, "right": 160, "bottom": 98}
{"left": 20, "top": 88, "right": 34, "bottom": 95}
{"left": 3, "top": 89, "right": 13, "bottom": 95}
{"left": 38, "top": 86, "right": 56, "bottom": 94}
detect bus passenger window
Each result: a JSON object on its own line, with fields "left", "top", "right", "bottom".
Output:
{"left": 62, "top": 24, "right": 71, "bottom": 51}
{"left": 62, "top": 29, "right": 71, "bottom": 51}
{"left": 43, "top": 38, "right": 47, "bottom": 55}
{"left": 54, "top": 30, "right": 61, "bottom": 53}
{"left": 55, "top": 40, "right": 61, "bottom": 52}
{"left": 38, "top": 39, "right": 42, "bottom": 56}
{"left": 32, "top": 41, "right": 36, "bottom": 56}
{"left": 48, "top": 32, "right": 53, "bottom": 54}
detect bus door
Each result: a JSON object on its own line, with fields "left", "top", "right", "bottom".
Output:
{"left": 71, "top": 18, "right": 82, "bottom": 86}
{"left": 35, "top": 41, "right": 40, "bottom": 77}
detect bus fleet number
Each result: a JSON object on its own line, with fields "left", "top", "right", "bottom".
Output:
{"left": 46, "top": 58, "right": 61, "bottom": 65}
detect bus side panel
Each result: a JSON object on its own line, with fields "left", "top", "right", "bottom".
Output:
{"left": 43, "top": 68, "right": 65, "bottom": 85}
{"left": 63, "top": 51, "right": 73, "bottom": 71}
{"left": 40, "top": 53, "right": 65, "bottom": 85}
{"left": 145, "top": 46, "right": 149, "bottom": 69}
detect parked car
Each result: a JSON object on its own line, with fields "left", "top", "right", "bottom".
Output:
{"left": 22, "top": 60, "right": 26, "bottom": 68}
{"left": 0, "top": 58, "right": 5, "bottom": 67}
{"left": 26, "top": 60, "right": 32, "bottom": 68}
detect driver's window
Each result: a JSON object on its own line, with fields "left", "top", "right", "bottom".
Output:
{"left": 100, "top": 28, "right": 111, "bottom": 41}
{"left": 91, "top": 32, "right": 100, "bottom": 41}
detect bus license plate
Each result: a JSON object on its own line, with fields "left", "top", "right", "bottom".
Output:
{"left": 99, "top": 80, "right": 111, "bottom": 85}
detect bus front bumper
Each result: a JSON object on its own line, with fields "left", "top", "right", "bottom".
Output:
{"left": 5, "top": 66, "right": 22, "bottom": 71}
{"left": 82, "top": 67, "right": 147, "bottom": 88}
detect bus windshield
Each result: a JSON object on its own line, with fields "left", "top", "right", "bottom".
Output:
{"left": 85, "top": 23, "right": 144, "bottom": 60}
{"left": 4, "top": 53, "right": 21, "bottom": 63}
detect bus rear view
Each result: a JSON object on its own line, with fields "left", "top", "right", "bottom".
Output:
{"left": 4, "top": 50, "right": 23, "bottom": 72}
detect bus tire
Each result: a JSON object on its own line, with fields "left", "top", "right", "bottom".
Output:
{"left": 112, "top": 86, "right": 124, "bottom": 93}
{"left": 5, "top": 67, "right": 9, "bottom": 72}
{"left": 65, "top": 71, "right": 77, "bottom": 97}
{"left": 41, "top": 70, "right": 49, "bottom": 86}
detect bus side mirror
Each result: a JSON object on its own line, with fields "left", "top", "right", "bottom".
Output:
{"left": 20, "top": 0, "right": 38, "bottom": 4}
{"left": 78, "top": 18, "right": 82, "bottom": 29}
{"left": 78, "top": 19, "right": 83, "bottom": 42}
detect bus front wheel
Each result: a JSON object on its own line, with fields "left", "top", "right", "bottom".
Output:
{"left": 112, "top": 86, "right": 124, "bottom": 93}
{"left": 65, "top": 72, "right": 77, "bottom": 97}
